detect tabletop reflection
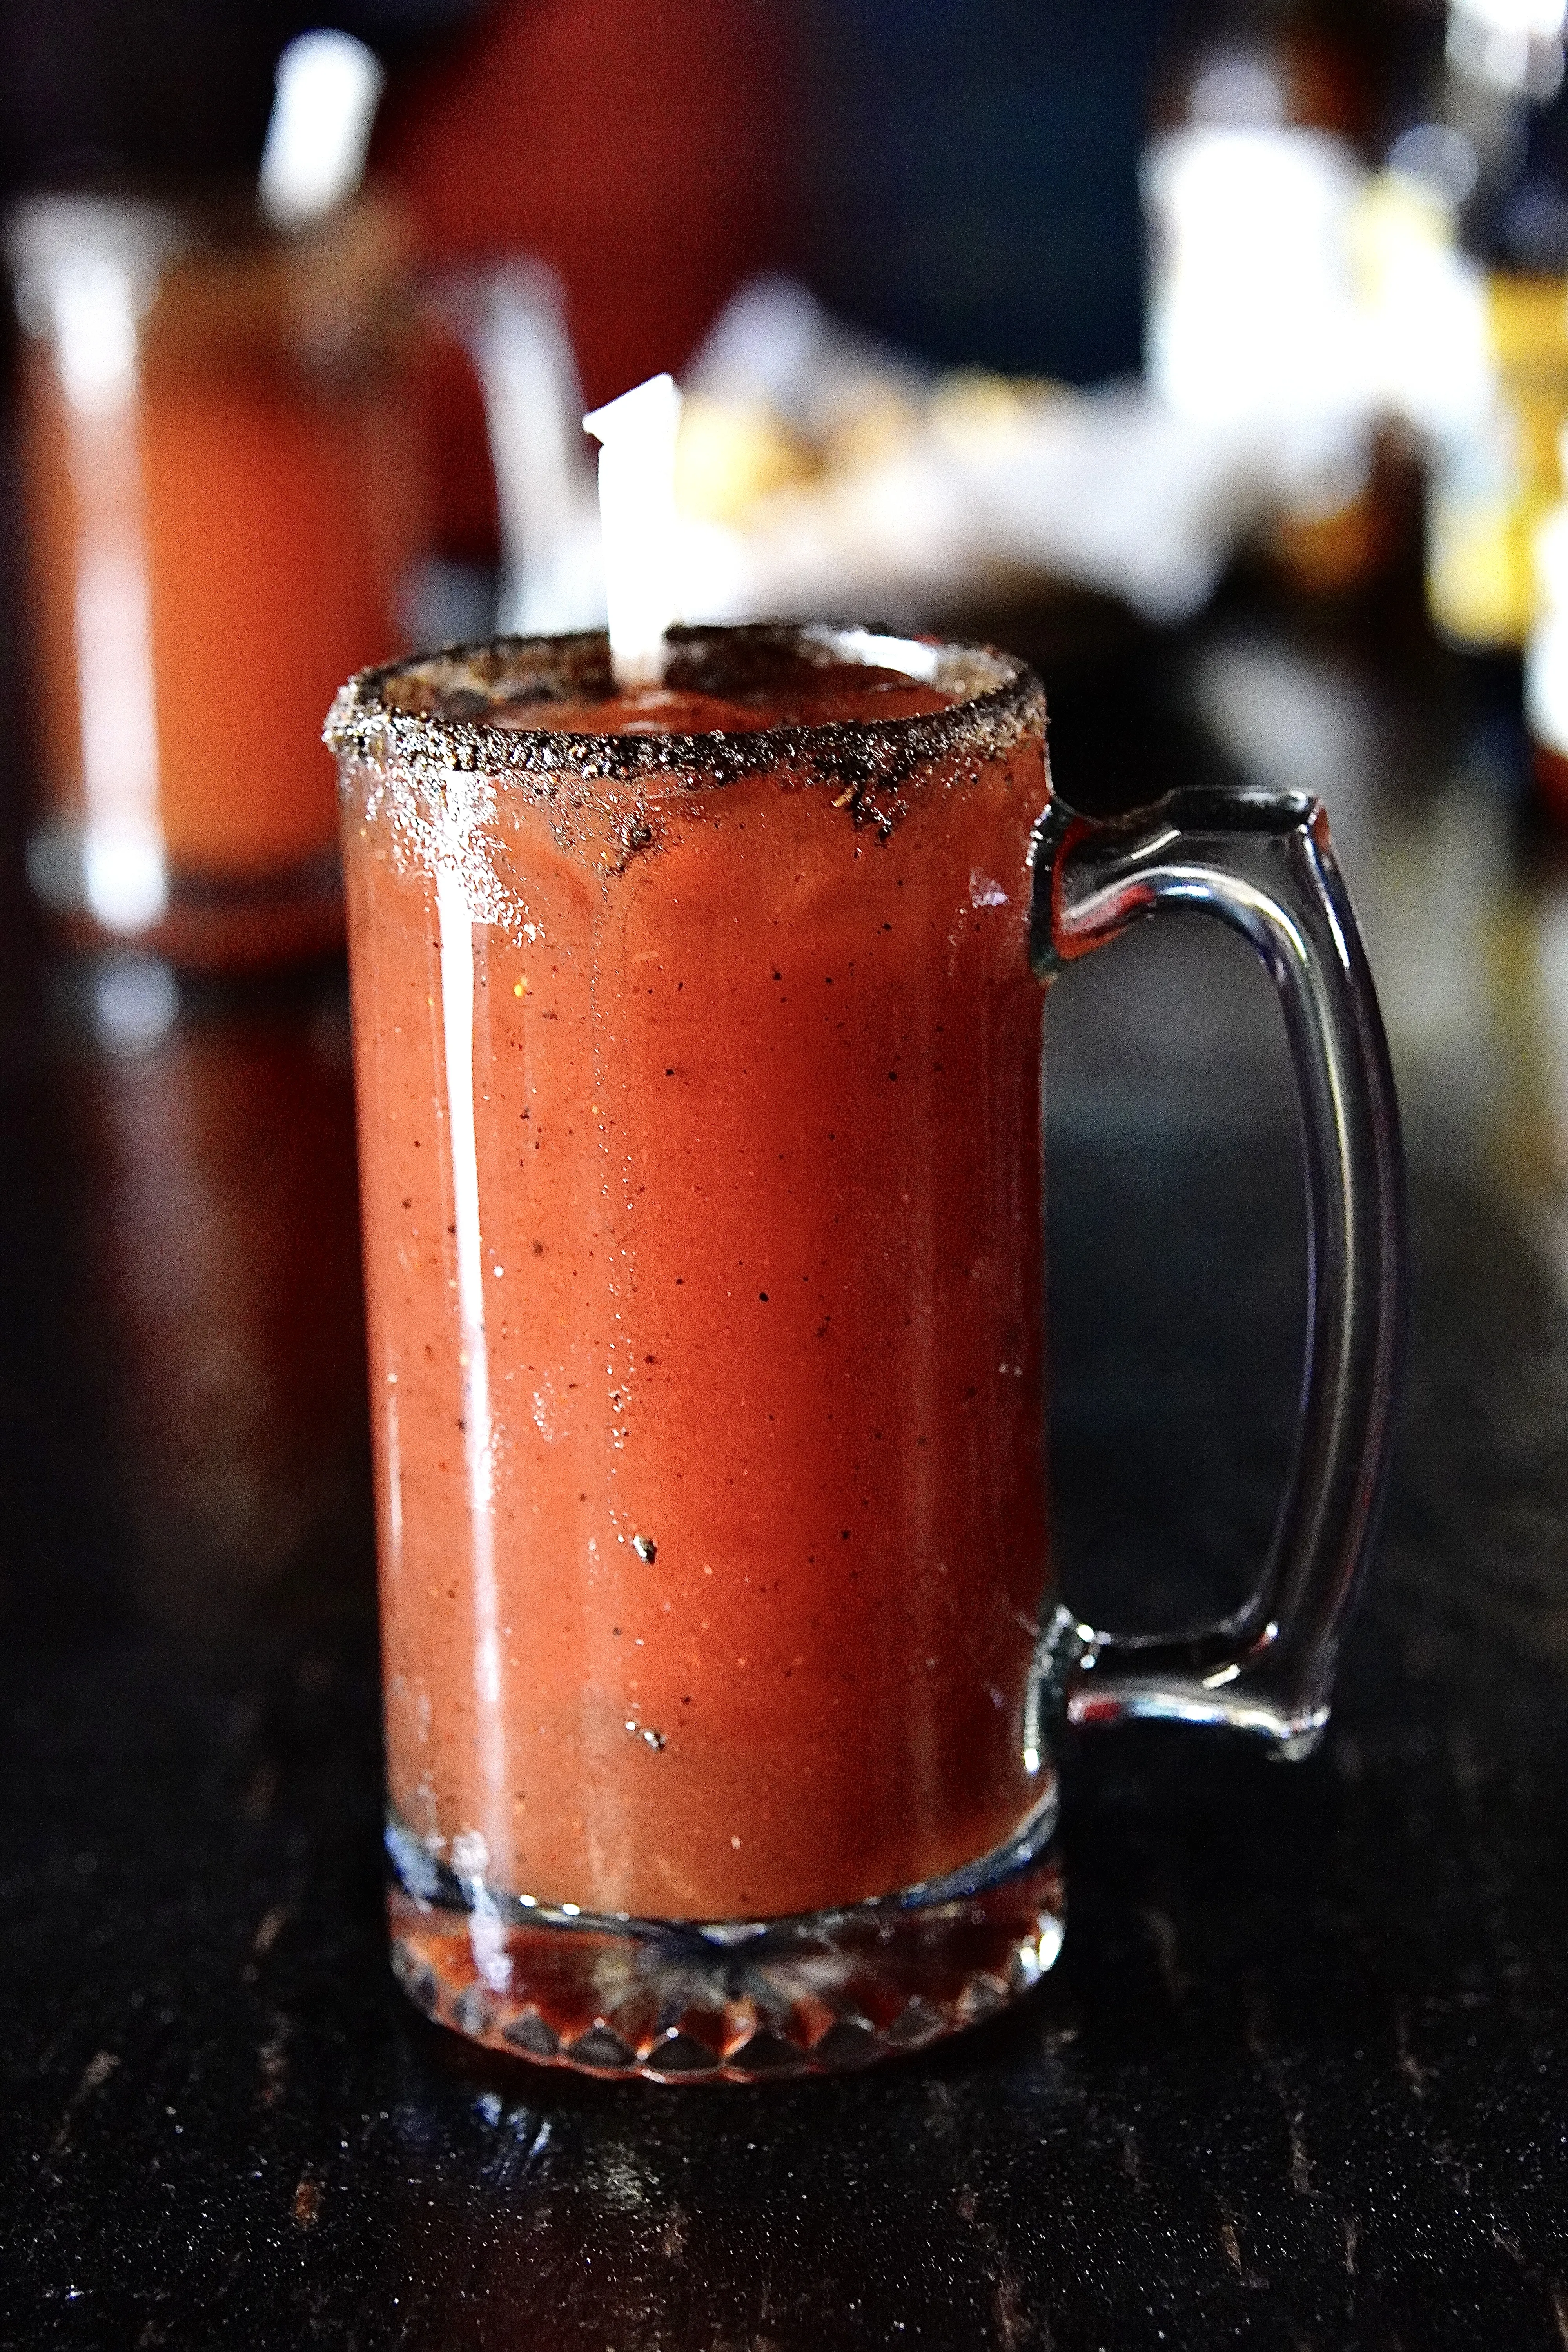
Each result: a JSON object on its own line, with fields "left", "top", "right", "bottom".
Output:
{"left": 56, "top": 959, "right": 372, "bottom": 1634}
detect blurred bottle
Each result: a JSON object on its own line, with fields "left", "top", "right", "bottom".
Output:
{"left": 7, "top": 35, "right": 425, "bottom": 972}
{"left": 1415, "top": 0, "right": 1568, "bottom": 651}
{"left": 1145, "top": 0, "right": 1402, "bottom": 596}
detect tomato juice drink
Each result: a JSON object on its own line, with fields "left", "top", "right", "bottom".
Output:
{"left": 328, "top": 624, "right": 1062, "bottom": 2078}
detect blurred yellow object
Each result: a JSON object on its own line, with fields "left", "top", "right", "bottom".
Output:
{"left": 1351, "top": 169, "right": 1452, "bottom": 314}
{"left": 821, "top": 387, "right": 924, "bottom": 477}
{"left": 928, "top": 371, "right": 1065, "bottom": 455}
{"left": 1428, "top": 274, "right": 1568, "bottom": 650}
{"left": 675, "top": 394, "right": 814, "bottom": 524}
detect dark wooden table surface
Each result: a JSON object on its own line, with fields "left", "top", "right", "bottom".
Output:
{"left": 5, "top": 567, "right": 1568, "bottom": 2350}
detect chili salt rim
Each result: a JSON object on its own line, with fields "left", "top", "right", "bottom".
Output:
{"left": 324, "top": 622, "right": 1045, "bottom": 798}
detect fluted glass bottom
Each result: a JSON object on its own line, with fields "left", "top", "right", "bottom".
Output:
{"left": 386, "top": 1795, "right": 1064, "bottom": 2084}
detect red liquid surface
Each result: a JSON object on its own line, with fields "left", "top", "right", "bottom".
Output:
{"left": 344, "top": 661, "right": 1051, "bottom": 1920}
{"left": 490, "top": 667, "right": 960, "bottom": 735}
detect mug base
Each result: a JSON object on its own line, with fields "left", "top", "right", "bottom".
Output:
{"left": 385, "top": 1802, "right": 1064, "bottom": 2083}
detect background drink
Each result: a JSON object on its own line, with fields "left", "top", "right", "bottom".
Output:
{"left": 12, "top": 191, "right": 421, "bottom": 970}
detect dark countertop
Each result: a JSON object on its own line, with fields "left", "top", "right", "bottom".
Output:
{"left": 5, "top": 583, "right": 1568, "bottom": 2349}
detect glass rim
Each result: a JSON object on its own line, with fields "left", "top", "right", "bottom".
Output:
{"left": 324, "top": 621, "right": 1045, "bottom": 792}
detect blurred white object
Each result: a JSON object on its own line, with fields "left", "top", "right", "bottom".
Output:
{"left": 1144, "top": 123, "right": 1374, "bottom": 510}
{"left": 1356, "top": 169, "right": 1494, "bottom": 443}
{"left": 8, "top": 196, "right": 179, "bottom": 410}
{"left": 687, "top": 273, "right": 933, "bottom": 447}
{"left": 1447, "top": 0, "right": 1566, "bottom": 98}
{"left": 465, "top": 247, "right": 1519, "bottom": 641}
{"left": 584, "top": 374, "right": 684, "bottom": 686}
{"left": 671, "top": 278, "right": 1283, "bottom": 628}
{"left": 447, "top": 263, "right": 603, "bottom": 637}
{"left": 258, "top": 31, "right": 385, "bottom": 234}
{"left": 91, "top": 957, "right": 180, "bottom": 1057}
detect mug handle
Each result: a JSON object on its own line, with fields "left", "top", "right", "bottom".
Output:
{"left": 1029, "top": 786, "right": 1405, "bottom": 1759}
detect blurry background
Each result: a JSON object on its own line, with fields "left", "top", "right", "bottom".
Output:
{"left": 9, "top": 15, "right": 1568, "bottom": 2339}
{"left": 0, "top": 0, "right": 1171, "bottom": 394}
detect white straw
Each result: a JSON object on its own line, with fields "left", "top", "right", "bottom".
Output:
{"left": 583, "top": 373, "right": 683, "bottom": 688}
{"left": 258, "top": 31, "right": 385, "bottom": 234}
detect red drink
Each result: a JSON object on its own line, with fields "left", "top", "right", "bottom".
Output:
{"left": 330, "top": 626, "right": 1061, "bottom": 2076}
{"left": 12, "top": 192, "right": 419, "bottom": 971}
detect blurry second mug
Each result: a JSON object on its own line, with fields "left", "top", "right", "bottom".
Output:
{"left": 9, "top": 189, "right": 424, "bottom": 973}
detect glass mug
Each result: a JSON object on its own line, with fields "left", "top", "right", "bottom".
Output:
{"left": 9, "top": 190, "right": 420, "bottom": 971}
{"left": 327, "top": 623, "right": 1403, "bottom": 2083}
